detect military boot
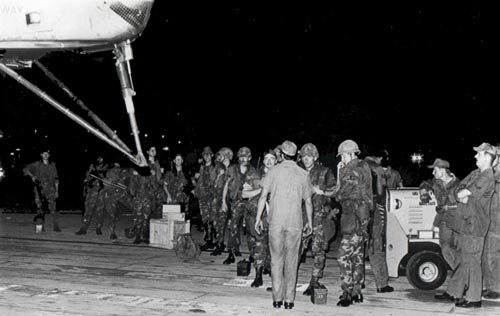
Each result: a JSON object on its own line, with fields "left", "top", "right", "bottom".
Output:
{"left": 75, "top": 228, "right": 87, "bottom": 235}
{"left": 210, "top": 242, "right": 225, "bottom": 256}
{"left": 251, "top": 267, "right": 264, "bottom": 288}
{"left": 110, "top": 232, "right": 117, "bottom": 240}
{"left": 96, "top": 227, "right": 103, "bottom": 235}
{"left": 53, "top": 223, "right": 61, "bottom": 232}
{"left": 223, "top": 250, "right": 235, "bottom": 265}
{"left": 303, "top": 276, "right": 320, "bottom": 296}
{"left": 200, "top": 240, "right": 215, "bottom": 251}
{"left": 133, "top": 234, "right": 142, "bottom": 244}
{"left": 202, "top": 223, "right": 210, "bottom": 241}
{"left": 337, "top": 291, "right": 352, "bottom": 307}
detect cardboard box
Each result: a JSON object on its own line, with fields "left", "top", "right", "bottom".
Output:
{"left": 164, "top": 212, "right": 185, "bottom": 221}
{"left": 162, "top": 204, "right": 181, "bottom": 214}
{"left": 150, "top": 218, "right": 190, "bottom": 249}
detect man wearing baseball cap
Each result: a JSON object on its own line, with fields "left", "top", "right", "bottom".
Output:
{"left": 437, "top": 143, "right": 496, "bottom": 308}
{"left": 420, "top": 158, "right": 461, "bottom": 276}
{"left": 255, "top": 140, "right": 314, "bottom": 310}
{"left": 481, "top": 145, "right": 500, "bottom": 299}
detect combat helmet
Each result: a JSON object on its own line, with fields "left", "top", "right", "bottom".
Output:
{"left": 337, "top": 140, "right": 360, "bottom": 156}
{"left": 218, "top": 147, "right": 234, "bottom": 161}
{"left": 237, "top": 146, "right": 251, "bottom": 158}
{"left": 300, "top": 143, "right": 319, "bottom": 158}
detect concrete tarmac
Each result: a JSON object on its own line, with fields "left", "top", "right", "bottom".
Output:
{"left": 0, "top": 211, "right": 499, "bottom": 316}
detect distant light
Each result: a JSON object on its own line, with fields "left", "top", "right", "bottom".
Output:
{"left": 15, "top": 148, "right": 21, "bottom": 151}
{"left": 144, "top": 133, "right": 148, "bottom": 138}
{"left": 177, "top": 112, "right": 180, "bottom": 116}
{"left": 161, "top": 135, "right": 165, "bottom": 139}
{"left": 178, "top": 140, "right": 181, "bottom": 144}
{"left": 411, "top": 153, "right": 424, "bottom": 164}
{"left": 44, "top": 135, "right": 48, "bottom": 138}
{"left": 34, "top": 129, "right": 37, "bottom": 134}
{"left": 114, "top": 130, "right": 117, "bottom": 133}
{"left": 163, "top": 146, "right": 169, "bottom": 151}
{"left": 10, "top": 152, "right": 15, "bottom": 156}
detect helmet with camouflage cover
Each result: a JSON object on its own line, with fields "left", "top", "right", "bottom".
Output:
{"left": 218, "top": 147, "right": 234, "bottom": 161}
{"left": 237, "top": 146, "right": 251, "bottom": 158}
{"left": 337, "top": 139, "right": 360, "bottom": 156}
{"left": 300, "top": 143, "right": 319, "bottom": 158}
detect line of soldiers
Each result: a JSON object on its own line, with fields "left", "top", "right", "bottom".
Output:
{"left": 192, "top": 140, "right": 399, "bottom": 308}
{"left": 23, "top": 140, "right": 499, "bottom": 309}
{"left": 423, "top": 143, "right": 500, "bottom": 308}
{"left": 73, "top": 146, "right": 189, "bottom": 244}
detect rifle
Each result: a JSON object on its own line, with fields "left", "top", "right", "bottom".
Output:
{"left": 89, "top": 174, "right": 127, "bottom": 190}
{"left": 33, "top": 178, "right": 48, "bottom": 213}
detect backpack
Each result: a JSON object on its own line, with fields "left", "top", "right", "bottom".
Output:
{"left": 173, "top": 233, "right": 201, "bottom": 258}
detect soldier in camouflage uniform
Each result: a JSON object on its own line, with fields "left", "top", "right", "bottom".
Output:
{"left": 242, "top": 150, "right": 277, "bottom": 287}
{"left": 129, "top": 166, "right": 161, "bottom": 244}
{"left": 163, "top": 154, "right": 189, "bottom": 207}
{"left": 194, "top": 146, "right": 217, "bottom": 251}
{"left": 76, "top": 155, "right": 109, "bottom": 235}
{"left": 147, "top": 146, "right": 165, "bottom": 218}
{"left": 333, "top": 140, "right": 373, "bottom": 307}
{"left": 102, "top": 164, "right": 132, "bottom": 240}
{"left": 210, "top": 147, "right": 233, "bottom": 256}
{"left": 299, "top": 143, "right": 337, "bottom": 296}
{"left": 223, "top": 147, "right": 258, "bottom": 265}
{"left": 23, "top": 149, "right": 61, "bottom": 232}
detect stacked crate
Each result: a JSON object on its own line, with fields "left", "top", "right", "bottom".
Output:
{"left": 150, "top": 204, "right": 190, "bottom": 249}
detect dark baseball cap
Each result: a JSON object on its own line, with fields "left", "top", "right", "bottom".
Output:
{"left": 427, "top": 158, "right": 450, "bottom": 169}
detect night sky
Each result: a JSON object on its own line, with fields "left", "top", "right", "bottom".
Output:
{"left": 1, "top": 3, "right": 499, "bottom": 208}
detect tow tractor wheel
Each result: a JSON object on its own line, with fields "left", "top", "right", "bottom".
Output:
{"left": 406, "top": 251, "right": 447, "bottom": 291}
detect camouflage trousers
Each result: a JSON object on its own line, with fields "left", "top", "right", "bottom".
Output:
{"left": 82, "top": 188, "right": 105, "bottom": 230}
{"left": 302, "top": 222, "right": 328, "bottom": 279}
{"left": 132, "top": 195, "right": 154, "bottom": 236}
{"left": 482, "top": 231, "right": 500, "bottom": 292}
{"left": 245, "top": 207, "right": 270, "bottom": 270}
{"left": 198, "top": 195, "right": 214, "bottom": 224}
{"left": 34, "top": 186, "right": 57, "bottom": 215}
{"left": 338, "top": 232, "right": 365, "bottom": 294}
{"left": 227, "top": 200, "right": 256, "bottom": 252}
{"left": 34, "top": 186, "right": 58, "bottom": 225}
{"left": 103, "top": 190, "right": 127, "bottom": 234}
{"left": 212, "top": 199, "right": 229, "bottom": 244}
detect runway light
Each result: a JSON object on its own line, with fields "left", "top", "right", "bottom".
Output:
{"left": 411, "top": 153, "right": 424, "bottom": 164}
